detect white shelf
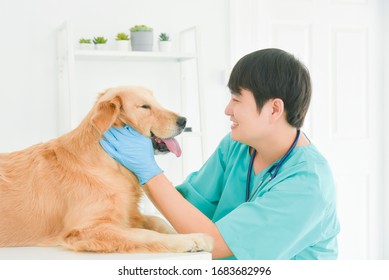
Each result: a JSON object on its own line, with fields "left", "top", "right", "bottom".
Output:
{"left": 74, "top": 50, "right": 197, "bottom": 62}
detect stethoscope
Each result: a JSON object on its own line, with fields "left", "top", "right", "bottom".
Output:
{"left": 246, "top": 130, "right": 301, "bottom": 202}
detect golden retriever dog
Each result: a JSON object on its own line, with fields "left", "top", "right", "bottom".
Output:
{"left": 0, "top": 86, "right": 213, "bottom": 253}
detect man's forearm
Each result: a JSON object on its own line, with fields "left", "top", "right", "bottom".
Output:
{"left": 145, "top": 173, "right": 232, "bottom": 259}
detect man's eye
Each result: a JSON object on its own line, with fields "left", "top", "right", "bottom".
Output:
{"left": 140, "top": 105, "right": 151, "bottom": 109}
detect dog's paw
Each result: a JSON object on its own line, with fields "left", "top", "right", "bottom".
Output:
{"left": 166, "top": 233, "right": 213, "bottom": 253}
{"left": 185, "top": 233, "right": 214, "bottom": 252}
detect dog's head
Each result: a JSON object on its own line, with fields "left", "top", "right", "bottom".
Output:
{"left": 91, "top": 86, "right": 186, "bottom": 157}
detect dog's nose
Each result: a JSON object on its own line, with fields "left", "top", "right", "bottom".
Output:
{"left": 176, "top": 117, "right": 187, "bottom": 128}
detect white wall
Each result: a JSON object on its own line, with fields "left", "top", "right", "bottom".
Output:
{"left": 0, "top": 0, "right": 230, "bottom": 157}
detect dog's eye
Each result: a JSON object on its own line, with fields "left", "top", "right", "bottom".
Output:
{"left": 140, "top": 105, "right": 151, "bottom": 109}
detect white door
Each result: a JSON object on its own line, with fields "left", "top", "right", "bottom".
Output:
{"left": 229, "top": 0, "right": 385, "bottom": 259}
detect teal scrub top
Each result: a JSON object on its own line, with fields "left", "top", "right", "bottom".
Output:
{"left": 176, "top": 133, "right": 340, "bottom": 260}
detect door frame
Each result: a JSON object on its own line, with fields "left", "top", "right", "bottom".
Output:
{"left": 384, "top": 0, "right": 389, "bottom": 260}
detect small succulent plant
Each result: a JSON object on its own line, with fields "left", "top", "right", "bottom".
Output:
{"left": 79, "top": 38, "right": 92, "bottom": 44}
{"left": 93, "top": 36, "right": 108, "bottom": 44}
{"left": 159, "top": 33, "right": 170, "bottom": 41}
{"left": 130, "top": 25, "right": 153, "bottom": 32}
{"left": 116, "top": 32, "right": 129, "bottom": 40}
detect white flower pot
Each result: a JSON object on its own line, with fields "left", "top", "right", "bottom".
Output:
{"left": 94, "top": 44, "right": 108, "bottom": 50}
{"left": 116, "top": 40, "right": 129, "bottom": 51}
{"left": 79, "top": 43, "right": 94, "bottom": 50}
{"left": 158, "top": 41, "right": 173, "bottom": 52}
{"left": 131, "top": 31, "right": 153, "bottom": 51}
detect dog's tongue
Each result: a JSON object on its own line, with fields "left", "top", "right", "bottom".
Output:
{"left": 161, "top": 138, "right": 182, "bottom": 157}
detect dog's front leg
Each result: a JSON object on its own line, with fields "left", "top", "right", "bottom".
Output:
{"left": 62, "top": 223, "right": 213, "bottom": 253}
{"left": 141, "top": 215, "right": 176, "bottom": 234}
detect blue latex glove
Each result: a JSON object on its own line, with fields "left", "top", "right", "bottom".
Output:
{"left": 99, "top": 125, "right": 163, "bottom": 185}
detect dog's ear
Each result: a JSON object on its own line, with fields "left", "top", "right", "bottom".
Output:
{"left": 91, "top": 96, "right": 123, "bottom": 134}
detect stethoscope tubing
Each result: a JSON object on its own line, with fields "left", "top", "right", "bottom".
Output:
{"left": 246, "top": 130, "right": 301, "bottom": 202}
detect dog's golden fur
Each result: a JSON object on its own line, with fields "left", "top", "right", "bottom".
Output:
{"left": 0, "top": 86, "right": 212, "bottom": 253}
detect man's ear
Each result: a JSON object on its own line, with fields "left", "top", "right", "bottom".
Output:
{"left": 91, "top": 96, "right": 122, "bottom": 134}
{"left": 270, "top": 98, "right": 285, "bottom": 121}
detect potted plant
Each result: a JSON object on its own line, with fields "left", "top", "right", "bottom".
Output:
{"left": 79, "top": 38, "right": 93, "bottom": 50}
{"left": 93, "top": 36, "right": 108, "bottom": 50}
{"left": 130, "top": 25, "right": 153, "bottom": 51}
{"left": 158, "top": 32, "right": 172, "bottom": 52}
{"left": 115, "top": 32, "right": 130, "bottom": 51}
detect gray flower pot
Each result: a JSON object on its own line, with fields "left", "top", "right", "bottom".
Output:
{"left": 131, "top": 31, "right": 153, "bottom": 51}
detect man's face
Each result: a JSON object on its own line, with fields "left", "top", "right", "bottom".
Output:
{"left": 224, "top": 89, "right": 273, "bottom": 146}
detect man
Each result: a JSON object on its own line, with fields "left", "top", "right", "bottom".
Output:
{"left": 100, "top": 48, "right": 340, "bottom": 259}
